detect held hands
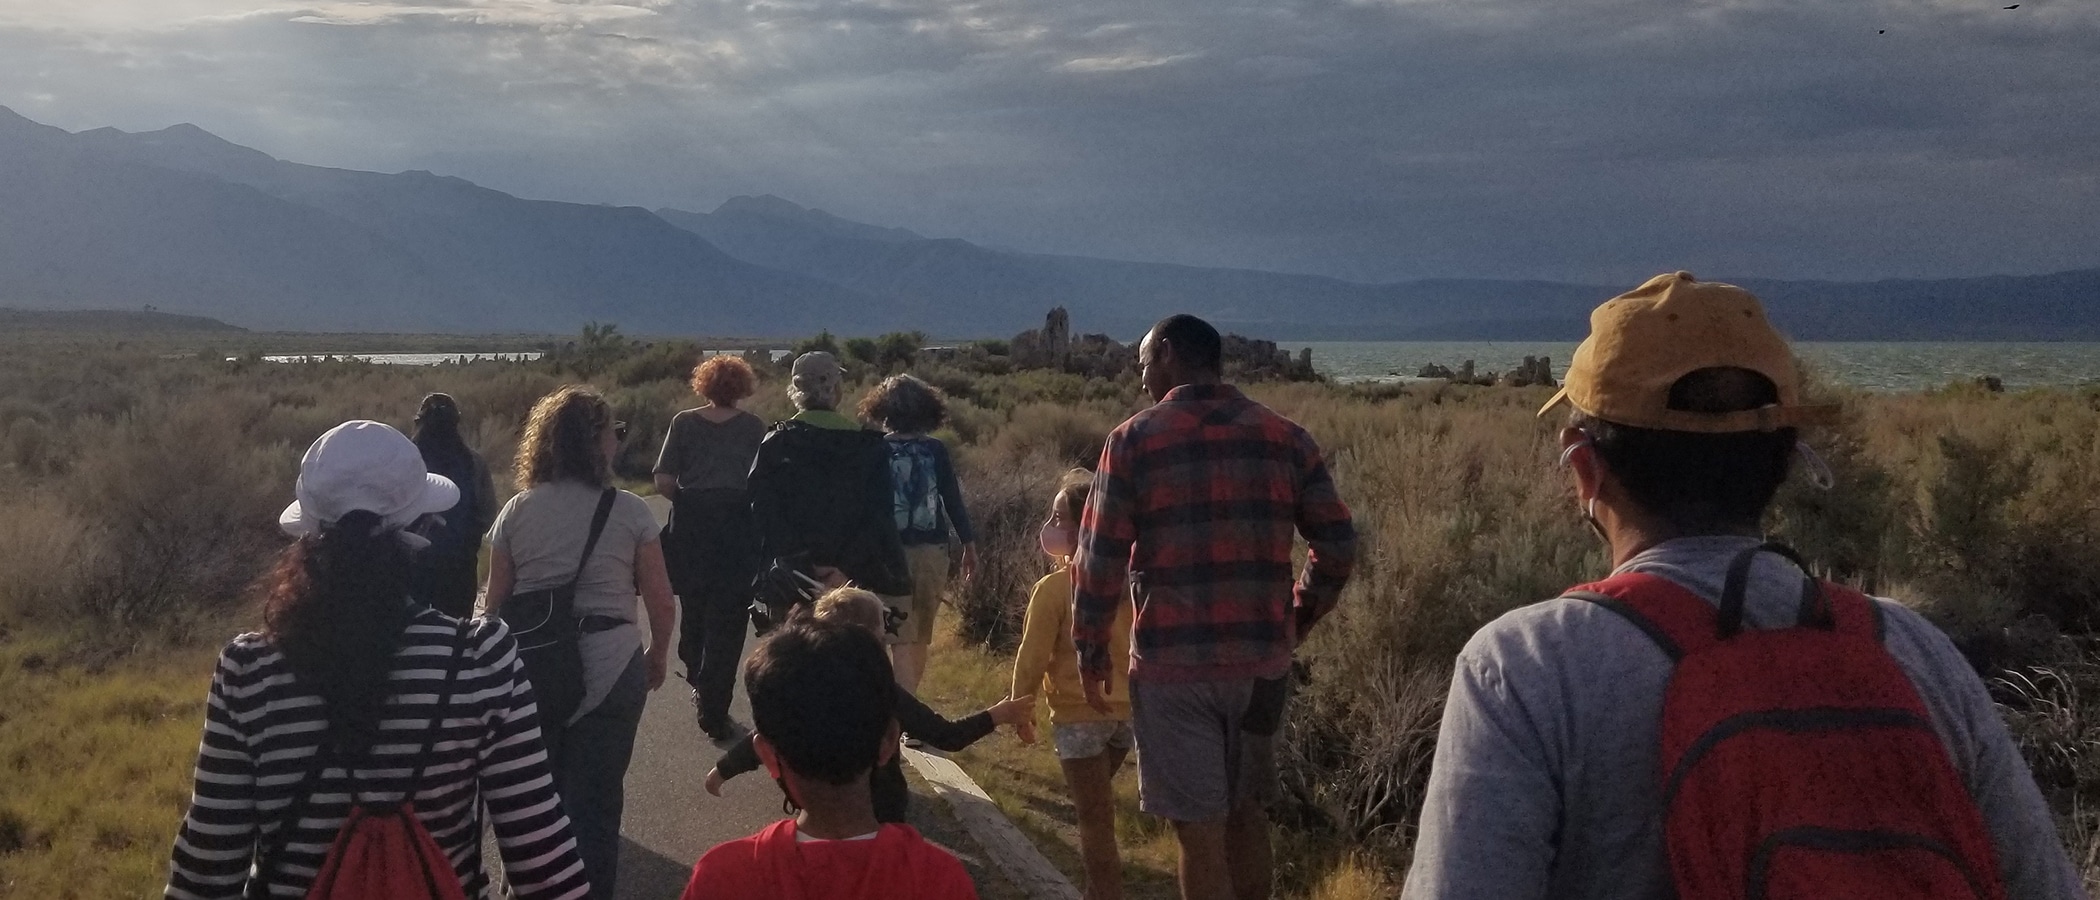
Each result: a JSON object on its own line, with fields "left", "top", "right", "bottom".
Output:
{"left": 704, "top": 767, "right": 725, "bottom": 797}
{"left": 959, "top": 544, "right": 979, "bottom": 584}
{"left": 988, "top": 693, "right": 1037, "bottom": 727}
{"left": 988, "top": 693, "right": 1039, "bottom": 745}
{"left": 811, "top": 566, "right": 850, "bottom": 590}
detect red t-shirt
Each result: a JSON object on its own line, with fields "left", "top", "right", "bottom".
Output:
{"left": 680, "top": 819, "right": 979, "bottom": 900}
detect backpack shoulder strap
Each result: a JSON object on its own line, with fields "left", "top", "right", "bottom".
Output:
{"left": 564, "top": 488, "right": 617, "bottom": 591}
{"left": 407, "top": 618, "right": 474, "bottom": 802}
{"left": 1820, "top": 580, "right": 1885, "bottom": 643}
{"left": 246, "top": 720, "right": 342, "bottom": 899}
{"left": 1566, "top": 572, "right": 1720, "bottom": 662}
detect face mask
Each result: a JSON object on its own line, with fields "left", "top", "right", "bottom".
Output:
{"left": 1560, "top": 434, "right": 1609, "bottom": 544}
{"left": 1039, "top": 523, "right": 1077, "bottom": 559}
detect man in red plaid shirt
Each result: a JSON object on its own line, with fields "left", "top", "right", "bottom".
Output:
{"left": 1075, "top": 314, "right": 1356, "bottom": 900}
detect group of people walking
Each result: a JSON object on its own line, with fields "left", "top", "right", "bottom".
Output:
{"left": 166, "top": 274, "right": 2087, "bottom": 900}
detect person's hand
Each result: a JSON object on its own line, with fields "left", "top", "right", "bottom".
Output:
{"left": 988, "top": 693, "right": 1037, "bottom": 727}
{"left": 704, "top": 767, "right": 725, "bottom": 797}
{"left": 1015, "top": 719, "right": 1039, "bottom": 746}
{"left": 644, "top": 646, "right": 669, "bottom": 691}
{"left": 1082, "top": 677, "right": 1113, "bottom": 715}
{"left": 959, "top": 544, "right": 978, "bottom": 584}
{"left": 812, "top": 565, "right": 849, "bottom": 589}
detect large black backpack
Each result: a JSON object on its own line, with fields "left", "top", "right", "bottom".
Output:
{"left": 749, "top": 421, "right": 911, "bottom": 597}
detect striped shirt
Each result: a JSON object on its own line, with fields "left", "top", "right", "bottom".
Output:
{"left": 165, "top": 608, "right": 590, "bottom": 900}
{"left": 1074, "top": 384, "right": 1357, "bottom": 683}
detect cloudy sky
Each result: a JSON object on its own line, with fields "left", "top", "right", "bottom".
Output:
{"left": 2, "top": 0, "right": 2095, "bottom": 284}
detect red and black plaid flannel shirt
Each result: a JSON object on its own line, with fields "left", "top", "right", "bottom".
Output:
{"left": 1073, "top": 384, "right": 1356, "bottom": 683}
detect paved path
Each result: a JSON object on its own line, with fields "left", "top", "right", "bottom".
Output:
{"left": 611, "top": 497, "right": 780, "bottom": 899}
{"left": 495, "top": 495, "right": 1025, "bottom": 899}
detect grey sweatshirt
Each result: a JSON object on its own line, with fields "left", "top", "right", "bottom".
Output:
{"left": 1403, "top": 535, "right": 2084, "bottom": 900}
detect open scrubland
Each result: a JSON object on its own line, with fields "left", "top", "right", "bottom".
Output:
{"left": 2, "top": 330, "right": 2097, "bottom": 896}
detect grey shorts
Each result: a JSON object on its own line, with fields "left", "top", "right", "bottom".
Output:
{"left": 1053, "top": 720, "right": 1135, "bottom": 761}
{"left": 1129, "top": 675, "right": 1289, "bottom": 823}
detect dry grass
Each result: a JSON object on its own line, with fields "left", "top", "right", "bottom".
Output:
{"left": 916, "top": 627, "right": 1184, "bottom": 900}
{"left": 0, "top": 627, "right": 221, "bottom": 898}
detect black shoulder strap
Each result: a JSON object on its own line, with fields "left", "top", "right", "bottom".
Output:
{"left": 247, "top": 720, "right": 340, "bottom": 900}
{"left": 564, "top": 488, "right": 617, "bottom": 591}
{"left": 407, "top": 618, "right": 474, "bottom": 803}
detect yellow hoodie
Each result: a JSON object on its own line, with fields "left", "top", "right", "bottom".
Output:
{"left": 1010, "top": 566, "right": 1132, "bottom": 725}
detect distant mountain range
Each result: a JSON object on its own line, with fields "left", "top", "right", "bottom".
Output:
{"left": 4, "top": 106, "right": 2097, "bottom": 339}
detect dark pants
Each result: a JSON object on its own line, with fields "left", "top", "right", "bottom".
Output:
{"left": 667, "top": 489, "right": 758, "bottom": 728}
{"left": 873, "top": 756, "right": 910, "bottom": 824}
{"left": 541, "top": 650, "right": 647, "bottom": 900}
{"left": 409, "top": 549, "right": 479, "bottom": 619}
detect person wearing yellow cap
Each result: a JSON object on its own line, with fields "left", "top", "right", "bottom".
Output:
{"left": 1403, "top": 273, "right": 2080, "bottom": 900}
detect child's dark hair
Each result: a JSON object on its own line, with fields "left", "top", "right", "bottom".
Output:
{"left": 744, "top": 619, "right": 898, "bottom": 785}
{"left": 1052, "top": 468, "right": 1094, "bottom": 523}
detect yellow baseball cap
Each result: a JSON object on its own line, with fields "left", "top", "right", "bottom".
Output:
{"left": 1537, "top": 271, "right": 1839, "bottom": 433}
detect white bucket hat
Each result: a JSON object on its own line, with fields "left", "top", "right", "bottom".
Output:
{"left": 279, "top": 420, "right": 459, "bottom": 547}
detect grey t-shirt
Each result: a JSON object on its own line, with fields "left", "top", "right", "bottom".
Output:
{"left": 653, "top": 409, "right": 766, "bottom": 493}
{"left": 1403, "top": 535, "right": 2082, "bottom": 900}
{"left": 489, "top": 480, "right": 660, "bottom": 721}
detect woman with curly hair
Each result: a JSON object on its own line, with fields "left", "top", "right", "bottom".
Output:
{"left": 485, "top": 386, "right": 675, "bottom": 900}
{"left": 858, "top": 373, "right": 975, "bottom": 693}
{"left": 165, "top": 420, "right": 589, "bottom": 899}
{"left": 652, "top": 355, "right": 767, "bottom": 743}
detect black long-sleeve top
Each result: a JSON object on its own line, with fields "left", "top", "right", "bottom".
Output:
{"left": 715, "top": 688, "right": 996, "bottom": 822}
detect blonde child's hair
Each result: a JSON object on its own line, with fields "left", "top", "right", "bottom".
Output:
{"left": 1052, "top": 468, "right": 1095, "bottom": 523}
{"left": 813, "top": 587, "right": 888, "bottom": 637}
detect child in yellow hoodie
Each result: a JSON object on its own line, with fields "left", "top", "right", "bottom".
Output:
{"left": 1010, "top": 469, "right": 1134, "bottom": 900}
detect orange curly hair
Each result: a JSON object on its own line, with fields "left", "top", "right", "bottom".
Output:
{"left": 690, "top": 355, "right": 757, "bottom": 406}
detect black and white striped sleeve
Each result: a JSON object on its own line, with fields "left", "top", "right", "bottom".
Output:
{"left": 165, "top": 645, "right": 260, "bottom": 900}
{"left": 473, "top": 621, "right": 591, "bottom": 900}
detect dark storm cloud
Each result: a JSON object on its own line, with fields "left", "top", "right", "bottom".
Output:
{"left": 2, "top": 0, "right": 2096, "bottom": 282}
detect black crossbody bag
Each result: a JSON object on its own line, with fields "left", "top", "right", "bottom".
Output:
{"left": 499, "top": 487, "right": 615, "bottom": 727}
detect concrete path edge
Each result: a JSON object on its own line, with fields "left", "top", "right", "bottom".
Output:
{"left": 903, "top": 748, "right": 1082, "bottom": 900}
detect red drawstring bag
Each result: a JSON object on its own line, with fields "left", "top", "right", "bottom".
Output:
{"left": 248, "top": 619, "right": 473, "bottom": 900}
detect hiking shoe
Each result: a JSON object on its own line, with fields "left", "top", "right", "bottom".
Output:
{"left": 702, "top": 717, "right": 750, "bottom": 746}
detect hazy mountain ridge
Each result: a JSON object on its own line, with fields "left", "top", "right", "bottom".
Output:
{"left": 4, "top": 106, "right": 2096, "bottom": 339}
{"left": 0, "top": 108, "right": 882, "bottom": 334}
{"left": 666, "top": 195, "right": 2100, "bottom": 341}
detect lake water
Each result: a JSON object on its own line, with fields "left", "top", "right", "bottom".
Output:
{"left": 1303, "top": 342, "right": 2100, "bottom": 392}
{"left": 258, "top": 344, "right": 2100, "bottom": 393}
{"left": 259, "top": 352, "right": 542, "bottom": 365}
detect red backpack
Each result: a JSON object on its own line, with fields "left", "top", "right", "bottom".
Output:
{"left": 1567, "top": 543, "right": 2005, "bottom": 900}
{"left": 249, "top": 619, "right": 472, "bottom": 900}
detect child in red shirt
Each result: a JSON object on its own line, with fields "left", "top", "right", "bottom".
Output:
{"left": 680, "top": 619, "right": 979, "bottom": 900}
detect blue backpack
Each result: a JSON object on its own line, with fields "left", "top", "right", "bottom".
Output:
{"left": 887, "top": 438, "right": 944, "bottom": 535}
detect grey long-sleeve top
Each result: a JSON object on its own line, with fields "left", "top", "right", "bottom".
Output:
{"left": 1403, "top": 535, "right": 2084, "bottom": 900}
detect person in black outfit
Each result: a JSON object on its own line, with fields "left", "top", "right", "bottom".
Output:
{"left": 702, "top": 589, "right": 1033, "bottom": 822}
{"left": 747, "top": 352, "right": 912, "bottom": 600}
{"left": 654, "top": 355, "right": 769, "bottom": 744}
{"left": 407, "top": 393, "right": 498, "bottom": 617}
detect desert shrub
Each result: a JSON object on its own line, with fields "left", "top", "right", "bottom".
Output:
{"left": 951, "top": 449, "right": 1065, "bottom": 649}
{"left": 0, "top": 491, "right": 101, "bottom": 624}
{"left": 609, "top": 340, "right": 705, "bottom": 387}
{"left": 1993, "top": 635, "right": 2100, "bottom": 890}
{"left": 985, "top": 403, "right": 1124, "bottom": 470}
{"left": 65, "top": 404, "right": 289, "bottom": 628}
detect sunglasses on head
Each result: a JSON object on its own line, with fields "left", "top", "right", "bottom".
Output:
{"left": 614, "top": 420, "right": 629, "bottom": 442}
